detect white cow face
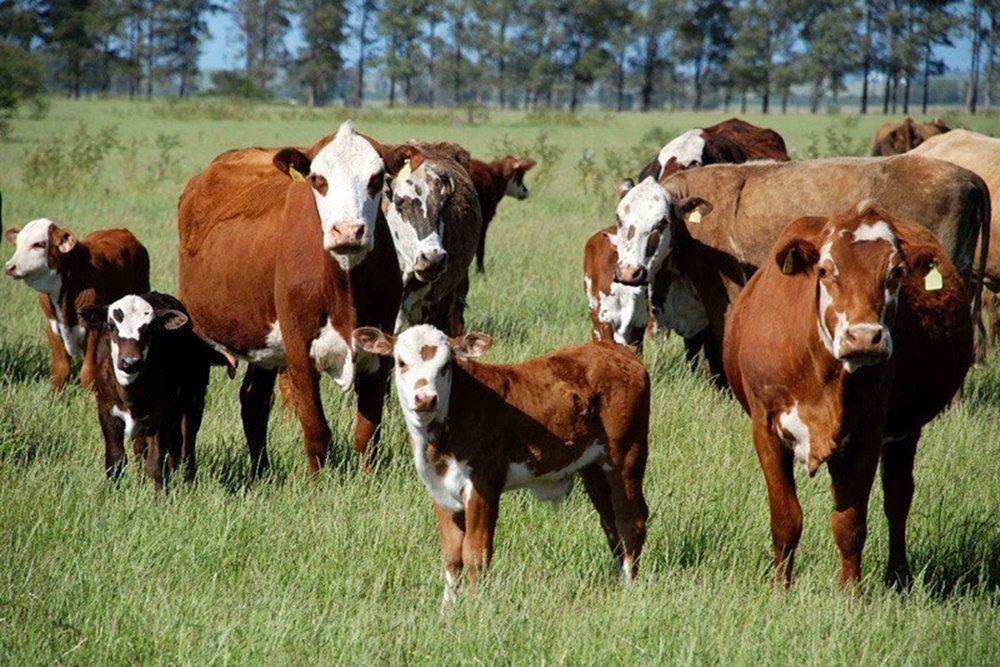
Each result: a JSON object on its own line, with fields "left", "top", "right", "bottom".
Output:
{"left": 4, "top": 218, "right": 76, "bottom": 295}
{"left": 80, "top": 295, "right": 188, "bottom": 386}
{"left": 353, "top": 325, "right": 492, "bottom": 430}
{"left": 498, "top": 156, "right": 537, "bottom": 200}
{"left": 775, "top": 204, "right": 909, "bottom": 373}
{"left": 613, "top": 178, "right": 712, "bottom": 288}
{"left": 383, "top": 147, "right": 452, "bottom": 285}
{"left": 655, "top": 129, "right": 706, "bottom": 180}
{"left": 274, "top": 120, "right": 385, "bottom": 269}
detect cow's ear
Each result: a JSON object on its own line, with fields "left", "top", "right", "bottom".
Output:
{"left": 79, "top": 304, "right": 108, "bottom": 327}
{"left": 156, "top": 309, "right": 189, "bottom": 331}
{"left": 53, "top": 226, "right": 77, "bottom": 254}
{"left": 602, "top": 231, "right": 619, "bottom": 248}
{"left": 517, "top": 158, "right": 537, "bottom": 172}
{"left": 774, "top": 239, "right": 820, "bottom": 276}
{"left": 678, "top": 196, "right": 712, "bottom": 224}
{"left": 273, "top": 148, "right": 312, "bottom": 181}
{"left": 353, "top": 327, "right": 395, "bottom": 356}
{"left": 5, "top": 226, "right": 21, "bottom": 245}
{"left": 452, "top": 332, "right": 492, "bottom": 359}
{"left": 385, "top": 145, "right": 424, "bottom": 181}
{"left": 617, "top": 178, "right": 635, "bottom": 200}
{"left": 900, "top": 241, "right": 941, "bottom": 278}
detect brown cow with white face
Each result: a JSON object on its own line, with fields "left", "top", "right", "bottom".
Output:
{"left": 354, "top": 324, "right": 650, "bottom": 602}
{"left": 468, "top": 156, "right": 536, "bottom": 274}
{"left": 724, "top": 202, "right": 972, "bottom": 588}
{"left": 871, "top": 117, "right": 950, "bottom": 156}
{"left": 178, "top": 121, "right": 416, "bottom": 475}
{"left": 5, "top": 219, "right": 150, "bottom": 391}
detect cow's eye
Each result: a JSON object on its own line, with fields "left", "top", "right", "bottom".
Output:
{"left": 397, "top": 359, "right": 408, "bottom": 372}
{"left": 368, "top": 171, "right": 384, "bottom": 198}
{"left": 817, "top": 266, "right": 829, "bottom": 280}
{"left": 890, "top": 265, "right": 905, "bottom": 281}
{"left": 32, "top": 241, "right": 45, "bottom": 249}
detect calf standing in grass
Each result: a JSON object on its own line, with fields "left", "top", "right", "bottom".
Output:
{"left": 80, "top": 292, "right": 218, "bottom": 492}
{"left": 468, "top": 156, "right": 536, "bottom": 274}
{"left": 5, "top": 219, "right": 150, "bottom": 392}
{"left": 354, "top": 324, "right": 650, "bottom": 602}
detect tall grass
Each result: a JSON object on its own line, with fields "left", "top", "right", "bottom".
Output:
{"left": 1, "top": 100, "right": 999, "bottom": 665}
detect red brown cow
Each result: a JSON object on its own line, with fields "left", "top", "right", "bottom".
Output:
{"left": 871, "top": 117, "right": 951, "bottom": 156}
{"left": 354, "top": 324, "right": 650, "bottom": 602}
{"left": 637, "top": 118, "right": 790, "bottom": 183}
{"left": 5, "top": 219, "right": 150, "bottom": 391}
{"left": 178, "top": 121, "right": 416, "bottom": 475}
{"left": 724, "top": 202, "right": 972, "bottom": 588}
{"left": 468, "top": 156, "right": 536, "bottom": 274}
{"left": 80, "top": 292, "right": 219, "bottom": 492}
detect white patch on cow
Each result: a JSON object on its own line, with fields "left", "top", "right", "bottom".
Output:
{"left": 655, "top": 129, "right": 706, "bottom": 179}
{"left": 615, "top": 177, "right": 673, "bottom": 275}
{"left": 416, "top": 452, "right": 473, "bottom": 513}
{"left": 778, "top": 403, "right": 811, "bottom": 469}
{"left": 107, "top": 295, "right": 156, "bottom": 386}
{"left": 5, "top": 219, "right": 60, "bottom": 294}
{"left": 853, "top": 221, "right": 897, "bottom": 245}
{"left": 383, "top": 163, "right": 448, "bottom": 284}
{"left": 597, "top": 283, "right": 647, "bottom": 346}
{"left": 112, "top": 405, "right": 138, "bottom": 439}
{"left": 505, "top": 178, "right": 528, "bottom": 199}
{"left": 621, "top": 555, "right": 635, "bottom": 583}
{"left": 48, "top": 319, "right": 59, "bottom": 336}
{"left": 393, "top": 325, "right": 454, "bottom": 421}
{"left": 504, "top": 443, "right": 604, "bottom": 502}
{"left": 442, "top": 569, "right": 459, "bottom": 606}
{"left": 659, "top": 273, "right": 709, "bottom": 338}
{"left": 309, "top": 120, "right": 384, "bottom": 267}
{"left": 584, "top": 275, "right": 597, "bottom": 311}
{"left": 310, "top": 319, "right": 355, "bottom": 390}
{"left": 242, "top": 321, "right": 285, "bottom": 368}
{"left": 395, "top": 281, "right": 433, "bottom": 333}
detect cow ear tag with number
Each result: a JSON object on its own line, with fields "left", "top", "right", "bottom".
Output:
{"left": 925, "top": 263, "right": 943, "bottom": 291}
{"left": 289, "top": 166, "right": 306, "bottom": 182}
{"left": 397, "top": 159, "right": 412, "bottom": 183}
{"left": 688, "top": 209, "right": 702, "bottom": 224}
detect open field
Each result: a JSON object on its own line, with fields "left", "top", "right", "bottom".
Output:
{"left": 1, "top": 100, "right": 1000, "bottom": 665}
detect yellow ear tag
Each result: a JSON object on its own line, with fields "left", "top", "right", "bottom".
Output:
{"left": 688, "top": 209, "right": 702, "bottom": 224}
{"left": 782, "top": 251, "right": 794, "bottom": 275}
{"left": 397, "top": 159, "right": 412, "bottom": 182}
{"left": 288, "top": 166, "right": 306, "bottom": 182}
{"left": 925, "top": 264, "right": 943, "bottom": 291}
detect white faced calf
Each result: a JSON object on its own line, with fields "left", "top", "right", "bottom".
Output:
{"left": 354, "top": 324, "right": 650, "bottom": 603}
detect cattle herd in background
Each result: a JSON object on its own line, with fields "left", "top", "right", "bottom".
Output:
{"left": 3, "top": 114, "right": 997, "bottom": 600}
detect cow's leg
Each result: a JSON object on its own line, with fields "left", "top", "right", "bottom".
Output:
{"left": 144, "top": 433, "right": 166, "bottom": 493}
{"left": 39, "top": 296, "right": 71, "bottom": 393}
{"left": 284, "top": 356, "right": 331, "bottom": 475}
{"left": 239, "top": 365, "right": 276, "bottom": 479}
{"left": 354, "top": 358, "right": 390, "bottom": 471}
{"left": 603, "top": 454, "right": 649, "bottom": 581}
{"left": 827, "top": 430, "right": 882, "bottom": 587}
{"left": 683, "top": 331, "right": 705, "bottom": 373}
{"left": 435, "top": 501, "right": 466, "bottom": 605}
{"left": 276, "top": 370, "right": 297, "bottom": 417}
{"left": 79, "top": 328, "right": 100, "bottom": 389}
{"left": 98, "top": 404, "right": 127, "bottom": 481}
{"left": 880, "top": 430, "right": 920, "bottom": 589}
{"left": 753, "top": 419, "right": 802, "bottom": 588}
{"left": 579, "top": 464, "right": 622, "bottom": 567}
{"left": 475, "top": 219, "right": 489, "bottom": 274}
{"left": 462, "top": 483, "right": 500, "bottom": 589}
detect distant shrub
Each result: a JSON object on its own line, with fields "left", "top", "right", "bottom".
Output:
{"left": 488, "top": 131, "right": 565, "bottom": 190}
{"left": 206, "top": 70, "right": 274, "bottom": 101}
{"left": 23, "top": 123, "right": 119, "bottom": 190}
{"left": 803, "top": 115, "right": 868, "bottom": 158}
{"left": 576, "top": 128, "right": 676, "bottom": 209}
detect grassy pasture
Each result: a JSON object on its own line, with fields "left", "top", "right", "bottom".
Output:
{"left": 1, "top": 100, "right": 1000, "bottom": 665}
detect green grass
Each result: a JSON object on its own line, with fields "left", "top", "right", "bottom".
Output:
{"left": 1, "top": 99, "right": 1000, "bottom": 665}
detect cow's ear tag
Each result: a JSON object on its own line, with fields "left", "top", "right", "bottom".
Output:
{"left": 688, "top": 209, "right": 702, "bottom": 224}
{"left": 782, "top": 251, "right": 794, "bottom": 275}
{"left": 397, "top": 159, "right": 412, "bottom": 182}
{"left": 289, "top": 166, "right": 306, "bottom": 182}
{"left": 925, "top": 263, "right": 943, "bottom": 291}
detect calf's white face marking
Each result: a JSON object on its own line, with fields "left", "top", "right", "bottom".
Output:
{"left": 310, "top": 120, "right": 384, "bottom": 267}
{"left": 106, "top": 295, "right": 156, "bottom": 386}
{"left": 614, "top": 177, "right": 672, "bottom": 279}
{"left": 383, "top": 160, "right": 450, "bottom": 284}
{"left": 5, "top": 218, "right": 62, "bottom": 296}
{"left": 656, "top": 129, "right": 706, "bottom": 179}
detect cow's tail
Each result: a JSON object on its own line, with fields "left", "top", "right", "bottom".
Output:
{"left": 971, "top": 180, "right": 991, "bottom": 367}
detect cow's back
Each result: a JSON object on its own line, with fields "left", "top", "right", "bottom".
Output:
{"left": 82, "top": 228, "right": 150, "bottom": 300}
{"left": 706, "top": 118, "right": 790, "bottom": 162}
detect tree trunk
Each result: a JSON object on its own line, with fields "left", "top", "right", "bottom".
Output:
{"left": 921, "top": 43, "right": 931, "bottom": 114}
{"left": 861, "top": 4, "right": 872, "bottom": 114}
{"left": 968, "top": 5, "right": 982, "bottom": 114}
{"left": 882, "top": 74, "right": 891, "bottom": 113}
{"left": 389, "top": 78, "right": 396, "bottom": 108}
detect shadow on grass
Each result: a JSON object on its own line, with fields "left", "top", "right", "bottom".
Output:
{"left": 914, "top": 515, "right": 1000, "bottom": 599}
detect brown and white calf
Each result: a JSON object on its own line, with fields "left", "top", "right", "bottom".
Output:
{"left": 383, "top": 142, "right": 482, "bottom": 335}
{"left": 5, "top": 219, "right": 150, "bottom": 391}
{"left": 468, "top": 156, "right": 536, "bottom": 274}
{"left": 354, "top": 324, "right": 650, "bottom": 602}
{"left": 80, "top": 292, "right": 218, "bottom": 492}
{"left": 584, "top": 177, "right": 711, "bottom": 352}
{"left": 723, "top": 202, "right": 972, "bottom": 588}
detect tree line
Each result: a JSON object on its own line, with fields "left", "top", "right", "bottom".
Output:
{"left": 3, "top": 0, "right": 1000, "bottom": 115}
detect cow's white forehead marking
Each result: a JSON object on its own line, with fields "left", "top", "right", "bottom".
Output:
{"left": 6, "top": 218, "right": 58, "bottom": 291}
{"left": 108, "top": 294, "right": 155, "bottom": 340}
{"left": 656, "top": 129, "right": 706, "bottom": 176}
{"left": 395, "top": 324, "right": 451, "bottom": 369}
{"left": 852, "top": 221, "right": 898, "bottom": 245}
{"left": 13, "top": 218, "right": 53, "bottom": 251}
{"left": 616, "top": 177, "right": 672, "bottom": 269}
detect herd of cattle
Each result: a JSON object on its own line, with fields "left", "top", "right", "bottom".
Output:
{"left": 3, "top": 115, "right": 997, "bottom": 600}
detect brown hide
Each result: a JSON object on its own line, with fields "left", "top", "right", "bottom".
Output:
{"left": 871, "top": 117, "right": 951, "bottom": 156}
{"left": 660, "top": 155, "right": 990, "bottom": 380}
{"left": 583, "top": 226, "right": 619, "bottom": 344}
{"left": 724, "top": 204, "right": 971, "bottom": 587}
{"left": 468, "top": 156, "right": 536, "bottom": 274}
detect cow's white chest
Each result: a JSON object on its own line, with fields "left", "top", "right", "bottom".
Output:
{"left": 504, "top": 443, "right": 605, "bottom": 502}
{"left": 395, "top": 282, "right": 433, "bottom": 333}
{"left": 60, "top": 323, "right": 87, "bottom": 356}
{"left": 415, "top": 447, "right": 473, "bottom": 513}
{"left": 112, "top": 405, "right": 138, "bottom": 438}
{"left": 597, "top": 284, "right": 647, "bottom": 346}
{"left": 310, "top": 318, "right": 355, "bottom": 390}
{"left": 777, "top": 404, "right": 811, "bottom": 469}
